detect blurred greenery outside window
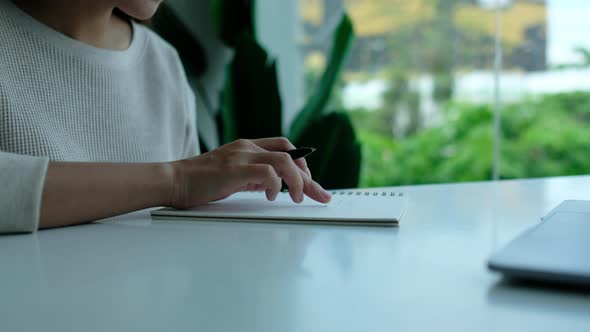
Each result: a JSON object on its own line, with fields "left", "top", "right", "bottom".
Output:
{"left": 300, "top": 0, "right": 590, "bottom": 187}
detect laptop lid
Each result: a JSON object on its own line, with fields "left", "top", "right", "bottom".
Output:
{"left": 488, "top": 201, "right": 590, "bottom": 286}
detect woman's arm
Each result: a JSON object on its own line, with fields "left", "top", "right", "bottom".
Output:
{"left": 38, "top": 137, "right": 331, "bottom": 230}
{"left": 0, "top": 152, "right": 48, "bottom": 233}
{"left": 39, "top": 162, "right": 173, "bottom": 229}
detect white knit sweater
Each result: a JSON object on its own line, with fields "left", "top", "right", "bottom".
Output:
{"left": 0, "top": 1, "right": 200, "bottom": 233}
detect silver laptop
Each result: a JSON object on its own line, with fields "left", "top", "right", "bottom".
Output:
{"left": 488, "top": 200, "right": 590, "bottom": 286}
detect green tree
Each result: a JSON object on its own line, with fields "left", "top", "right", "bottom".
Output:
{"left": 376, "top": 0, "right": 467, "bottom": 138}
{"left": 358, "top": 92, "right": 590, "bottom": 187}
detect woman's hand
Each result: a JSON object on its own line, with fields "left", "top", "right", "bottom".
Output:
{"left": 37, "top": 137, "right": 328, "bottom": 229}
{"left": 168, "top": 138, "right": 332, "bottom": 209}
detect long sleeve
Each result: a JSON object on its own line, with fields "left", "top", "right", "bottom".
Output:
{"left": 0, "top": 152, "right": 49, "bottom": 234}
{"left": 0, "top": 0, "right": 198, "bottom": 235}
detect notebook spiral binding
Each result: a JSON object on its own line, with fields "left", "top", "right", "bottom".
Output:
{"left": 280, "top": 190, "right": 403, "bottom": 197}
{"left": 330, "top": 190, "right": 404, "bottom": 197}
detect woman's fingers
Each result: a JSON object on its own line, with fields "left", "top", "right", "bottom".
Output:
{"left": 250, "top": 137, "right": 312, "bottom": 178}
{"left": 179, "top": 138, "right": 328, "bottom": 208}
{"left": 301, "top": 170, "right": 332, "bottom": 204}
{"left": 251, "top": 137, "right": 295, "bottom": 151}
{"left": 239, "top": 164, "right": 282, "bottom": 201}
{"left": 240, "top": 151, "right": 331, "bottom": 204}
{"left": 246, "top": 151, "right": 305, "bottom": 203}
{"left": 215, "top": 138, "right": 327, "bottom": 204}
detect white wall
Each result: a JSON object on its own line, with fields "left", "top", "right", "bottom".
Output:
{"left": 256, "top": 0, "right": 305, "bottom": 132}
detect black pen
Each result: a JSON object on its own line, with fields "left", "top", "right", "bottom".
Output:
{"left": 282, "top": 147, "right": 316, "bottom": 192}
{"left": 286, "top": 147, "right": 316, "bottom": 160}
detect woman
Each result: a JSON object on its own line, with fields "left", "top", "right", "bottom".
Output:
{"left": 0, "top": 0, "right": 331, "bottom": 234}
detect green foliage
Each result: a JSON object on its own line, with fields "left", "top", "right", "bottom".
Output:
{"left": 215, "top": 3, "right": 361, "bottom": 189}
{"left": 355, "top": 129, "right": 397, "bottom": 188}
{"left": 290, "top": 14, "right": 361, "bottom": 189}
{"left": 381, "top": 69, "right": 422, "bottom": 137}
{"left": 348, "top": 107, "right": 395, "bottom": 138}
{"left": 294, "top": 113, "right": 362, "bottom": 189}
{"left": 152, "top": 1, "right": 362, "bottom": 189}
{"left": 355, "top": 92, "right": 590, "bottom": 187}
{"left": 220, "top": 32, "right": 282, "bottom": 142}
{"left": 290, "top": 15, "right": 355, "bottom": 142}
{"left": 356, "top": 102, "right": 493, "bottom": 186}
{"left": 501, "top": 92, "right": 590, "bottom": 179}
{"left": 211, "top": 0, "right": 255, "bottom": 46}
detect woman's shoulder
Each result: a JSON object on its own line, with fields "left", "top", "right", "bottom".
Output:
{"left": 137, "top": 23, "right": 183, "bottom": 67}
{"left": 135, "top": 23, "right": 190, "bottom": 84}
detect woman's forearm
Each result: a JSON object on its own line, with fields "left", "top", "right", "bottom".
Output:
{"left": 37, "top": 138, "right": 332, "bottom": 231}
{"left": 39, "top": 162, "right": 174, "bottom": 229}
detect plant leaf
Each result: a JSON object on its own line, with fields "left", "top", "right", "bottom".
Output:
{"left": 219, "top": 32, "right": 283, "bottom": 143}
{"left": 210, "top": 0, "right": 256, "bottom": 47}
{"left": 290, "top": 14, "right": 355, "bottom": 142}
{"left": 294, "top": 113, "right": 362, "bottom": 189}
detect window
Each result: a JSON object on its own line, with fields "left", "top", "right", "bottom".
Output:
{"left": 299, "top": 0, "right": 590, "bottom": 187}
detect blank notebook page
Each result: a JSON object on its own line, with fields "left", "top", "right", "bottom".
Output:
{"left": 151, "top": 190, "right": 407, "bottom": 226}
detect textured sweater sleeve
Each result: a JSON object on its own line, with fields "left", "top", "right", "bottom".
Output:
{"left": 0, "top": 152, "right": 49, "bottom": 234}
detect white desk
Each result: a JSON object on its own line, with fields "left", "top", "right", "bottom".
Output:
{"left": 1, "top": 176, "right": 590, "bottom": 332}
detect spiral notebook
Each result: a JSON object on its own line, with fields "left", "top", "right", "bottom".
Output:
{"left": 151, "top": 190, "right": 407, "bottom": 227}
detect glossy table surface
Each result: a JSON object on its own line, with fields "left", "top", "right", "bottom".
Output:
{"left": 2, "top": 176, "right": 590, "bottom": 332}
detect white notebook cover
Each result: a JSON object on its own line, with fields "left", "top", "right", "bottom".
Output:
{"left": 151, "top": 190, "right": 406, "bottom": 226}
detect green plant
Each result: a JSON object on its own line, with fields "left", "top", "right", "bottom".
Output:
{"left": 152, "top": 1, "right": 361, "bottom": 189}
{"left": 214, "top": 0, "right": 361, "bottom": 189}
{"left": 354, "top": 92, "right": 590, "bottom": 187}
{"left": 219, "top": 32, "right": 283, "bottom": 142}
